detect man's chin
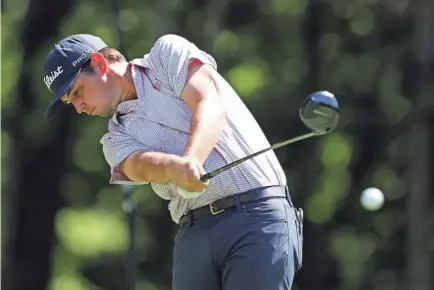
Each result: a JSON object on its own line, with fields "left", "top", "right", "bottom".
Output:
{"left": 99, "top": 109, "right": 115, "bottom": 118}
{"left": 98, "top": 112, "right": 110, "bottom": 118}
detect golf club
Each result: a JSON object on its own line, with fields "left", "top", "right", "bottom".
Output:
{"left": 200, "top": 90, "right": 340, "bottom": 182}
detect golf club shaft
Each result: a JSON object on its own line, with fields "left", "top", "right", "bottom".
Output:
{"left": 200, "top": 132, "right": 318, "bottom": 181}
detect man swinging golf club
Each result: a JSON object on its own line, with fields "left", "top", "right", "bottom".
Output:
{"left": 42, "top": 33, "right": 303, "bottom": 290}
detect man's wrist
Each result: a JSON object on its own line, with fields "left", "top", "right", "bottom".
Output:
{"left": 183, "top": 149, "right": 207, "bottom": 166}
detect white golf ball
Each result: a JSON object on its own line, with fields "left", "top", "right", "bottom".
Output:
{"left": 360, "top": 187, "right": 385, "bottom": 211}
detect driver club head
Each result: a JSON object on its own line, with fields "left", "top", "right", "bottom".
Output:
{"left": 299, "top": 91, "right": 339, "bottom": 135}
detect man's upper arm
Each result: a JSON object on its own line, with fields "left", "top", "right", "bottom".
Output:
{"left": 100, "top": 131, "right": 150, "bottom": 185}
{"left": 180, "top": 60, "right": 224, "bottom": 110}
{"left": 148, "top": 34, "right": 218, "bottom": 98}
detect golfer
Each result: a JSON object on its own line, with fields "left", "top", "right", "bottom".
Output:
{"left": 43, "top": 33, "right": 303, "bottom": 290}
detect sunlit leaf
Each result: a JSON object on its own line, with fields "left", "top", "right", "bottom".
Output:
{"left": 61, "top": 172, "right": 92, "bottom": 206}
{"left": 320, "top": 33, "right": 341, "bottom": 62}
{"left": 56, "top": 208, "right": 128, "bottom": 257}
{"left": 213, "top": 30, "right": 240, "bottom": 56}
{"left": 372, "top": 167, "right": 406, "bottom": 200}
{"left": 280, "top": 58, "right": 308, "bottom": 85}
{"left": 49, "top": 275, "right": 89, "bottom": 290}
{"left": 350, "top": 8, "right": 375, "bottom": 36}
{"left": 270, "top": 0, "right": 307, "bottom": 15}
{"left": 319, "top": 133, "right": 353, "bottom": 168}
{"left": 226, "top": 63, "right": 268, "bottom": 98}
{"left": 118, "top": 9, "right": 139, "bottom": 31}
{"left": 305, "top": 170, "right": 350, "bottom": 224}
{"left": 73, "top": 119, "right": 108, "bottom": 173}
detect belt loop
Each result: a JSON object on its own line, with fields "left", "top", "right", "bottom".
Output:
{"left": 234, "top": 194, "right": 242, "bottom": 212}
{"left": 285, "top": 186, "right": 294, "bottom": 207}
{"left": 187, "top": 211, "right": 193, "bottom": 228}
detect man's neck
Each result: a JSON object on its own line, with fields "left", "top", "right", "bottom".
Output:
{"left": 118, "top": 62, "right": 137, "bottom": 102}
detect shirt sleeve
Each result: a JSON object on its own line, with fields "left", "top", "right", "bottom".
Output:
{"left": 100, "top": 130, "right": 150, "bottom": 185}
{"left": 148, "top": 34, "right": 218, "bottom": 97}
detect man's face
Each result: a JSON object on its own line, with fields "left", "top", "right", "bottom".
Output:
{"left": 61, "top": 54, "right": 121, "bottom": 117}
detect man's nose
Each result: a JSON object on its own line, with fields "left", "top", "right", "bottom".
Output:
{"left": 72, "top": 100, "right": 85, "bottom": 114}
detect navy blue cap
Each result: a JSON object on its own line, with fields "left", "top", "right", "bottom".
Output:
{"left": 43, "top": 34, "right": 108, "bottom": 118}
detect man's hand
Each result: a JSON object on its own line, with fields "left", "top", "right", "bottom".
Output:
{"left": 166, "top": 157, "right": 209, "bottom": 192}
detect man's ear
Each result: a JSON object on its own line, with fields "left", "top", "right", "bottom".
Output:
{"left": 90, "top": 52, "right": 108, "bottom": 74}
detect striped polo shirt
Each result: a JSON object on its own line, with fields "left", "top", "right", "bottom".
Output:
{"left": 100, "top": 34, "right": 286, "bottom": 223}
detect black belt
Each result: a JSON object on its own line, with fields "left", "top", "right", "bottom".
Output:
{"left": 179, "top": 185, "right": 289, "bottom": 225}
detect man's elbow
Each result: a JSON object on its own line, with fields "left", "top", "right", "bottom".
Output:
{"left": 215, "top": 100, "right": 227, "bottom": 124}
{"left": 118, "top": 152, "right": 147, "bottom": 182}
{"left": 119, "top": 151, "right": 174, "bottom": 184}
{"left": 207, "top": 95, "right": 226, "bottom": 117}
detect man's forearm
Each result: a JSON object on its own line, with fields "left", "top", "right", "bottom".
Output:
{"left": 120, "top": 151, "right": 182, "bottom": 183}
{"left": 184, "top": 98, "right": 226, "bottom": 165}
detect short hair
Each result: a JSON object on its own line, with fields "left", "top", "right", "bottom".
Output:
{"left": 81, "top": 47, "right": 127, "bottom": 74}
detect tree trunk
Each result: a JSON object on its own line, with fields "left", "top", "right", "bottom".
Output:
{"left": 1, "top": 1, "right": 75, "bottom": 289}
{"left": 406, "top": 0, "right": 434, "bottom": 289}
{"left": 406, "top": 117, "right": 432, "bottom": 290}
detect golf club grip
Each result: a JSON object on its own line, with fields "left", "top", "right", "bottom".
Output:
{"left": 200, "top": 132, "right": 317, "bottom": 182}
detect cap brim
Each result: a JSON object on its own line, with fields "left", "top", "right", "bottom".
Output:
{"left": 44, "top": 69, "right": 81, "bottom": 119}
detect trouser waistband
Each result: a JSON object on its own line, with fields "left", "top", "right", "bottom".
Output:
{"left": 179, "top": 185, "right": 291, "bottom": 225}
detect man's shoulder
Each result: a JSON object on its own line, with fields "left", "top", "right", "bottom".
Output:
{"left": 153, "top": 34, "right": 190, "bottom": 47}
{"left": 127, "top": 35, "right": 188, "bottom": 63}
{"left": 150, "top": 34, "right": 195, "bottom": 56}
{"left": 150, "top": 34, "right": 216, "bottom": 71}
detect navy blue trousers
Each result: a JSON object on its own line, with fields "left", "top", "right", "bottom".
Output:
{"left": 172, "top": 190, "right": 303, "bottom": 290}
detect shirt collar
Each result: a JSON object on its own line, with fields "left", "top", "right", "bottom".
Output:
{"left": 111, "top": 100, "right": 138, "bottom": 124}
{"left": 110, "top": 55, "right": 150, "bottom": 125}
{"left": 130, "top": 54, "right": 150, "bottom": 68}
